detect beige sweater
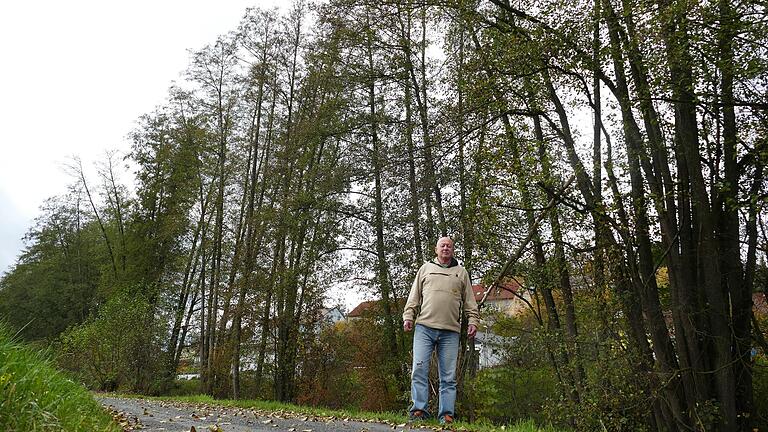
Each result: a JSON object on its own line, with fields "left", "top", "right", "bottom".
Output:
{"left": 402, "top": 258, "right": 481, "bottom": 333}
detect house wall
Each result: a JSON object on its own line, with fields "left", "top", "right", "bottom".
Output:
{"left": 482, "top": 290, "right": 530, "bottom": 317}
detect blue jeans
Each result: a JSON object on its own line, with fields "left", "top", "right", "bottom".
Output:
{"left": 410, "top": 324, "right": 460, "bottom": 420}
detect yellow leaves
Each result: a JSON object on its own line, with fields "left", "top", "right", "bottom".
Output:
{"left": 107, "top": 407, "right": 141, "bottom": 431}
{"left": 655, "top": 266, "right": 670, "bottom": 288}
{"left": 0, "top": 372, "right": 12, "bottom": 386}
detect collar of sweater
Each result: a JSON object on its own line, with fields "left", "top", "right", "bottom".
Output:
{"left": 430, "top": 257, "right": 459, "bottom": 268}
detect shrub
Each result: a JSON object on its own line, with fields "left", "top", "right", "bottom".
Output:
{"left": 295, "top": 318, "right": 408, "bottom": 412}
{"left": 57, "top": 286, "right": 165, "bottom": 393}
{"left": 466, "top": 366, "right": 557, "bottom": 425}
{"left": 296, "top": 321, "right": 363, "bottom": 409}
{"left": 164, "top": 378, "right": 203, "bottom": 397}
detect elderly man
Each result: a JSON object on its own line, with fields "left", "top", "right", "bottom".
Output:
{"left": 402, "top": 236, "right": 480, "bottom": 424}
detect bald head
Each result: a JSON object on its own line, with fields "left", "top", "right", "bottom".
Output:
{"left": 435, "top": 237, "right": 455, "bottom": 264}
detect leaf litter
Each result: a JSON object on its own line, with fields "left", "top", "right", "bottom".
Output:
{"left": 103, "top": 397, "right": 445, "bottom": 432}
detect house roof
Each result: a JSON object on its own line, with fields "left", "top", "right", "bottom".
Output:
{"left": 348, "top": 300, "right": 377, "bottom": 318}
{"left": 320, "top": 306, "right": 346, "bottom": 322}
{"left": 320, "top": 306, "right": 344, "bottom": 315}
{"left": 755, "top": 292, "right": 768, "bottom": 317}
{"left": 472, "top": 281, "right": 521, "bottom": 302}
{"left": 347, "top": 299, "right": 406, "bottom": 318}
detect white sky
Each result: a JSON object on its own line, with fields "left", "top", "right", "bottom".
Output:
{"left": 0, "top": 0, "right": 285, "bottom": 277}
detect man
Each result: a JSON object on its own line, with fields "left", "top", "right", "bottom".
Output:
{"left": 402, "top": 236, "right": 480, "bottom": 424}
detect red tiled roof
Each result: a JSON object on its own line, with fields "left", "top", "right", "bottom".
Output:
{"left": 348, "top": 300, "right": 377, "bottom": 318}
{"left": 347, "top": 299, "right": 406, "bottom": 318}
{"left": 473, "top": 281, "right": 520, "bottom": 302}
{"left": 755, "top": 292, "right": 768, "bottom": 317}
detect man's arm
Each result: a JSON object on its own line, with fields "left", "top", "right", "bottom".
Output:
{"left": 402, "top": 266, "right": 424, "bottom": 332}
{"left": 462, "top": 270, "right": 480, "bottom": 338}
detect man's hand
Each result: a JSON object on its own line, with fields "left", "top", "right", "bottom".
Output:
{"left": 403, "top": 320, "right": 414, "bottom": 332}
{"left": 467, "top": 324, "right": 477, "bottom": 339}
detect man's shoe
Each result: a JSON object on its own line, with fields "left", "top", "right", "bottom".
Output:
{"left": 440, "top": 414, "right": 454, "bottom": 424}
{"left": 409, "top": 410, "right": 426, "bottom": 422}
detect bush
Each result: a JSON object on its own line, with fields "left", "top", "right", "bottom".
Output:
{"left": 295, "top": 319, "right": 408, "bottom": 412}
{"left": 467, "top": 366, "right": 557, "bottom": 425}
{"left": 296, "top": 321, "right": 363, "bottom": 410}
{"left": 164, "top": 378, "right": 203, "bottom": 397}
{"left": 0, "top": 325, "right": 119, "bottom": 431}
{"left": 56, "top": 286, "right": 165, "bottom": 393}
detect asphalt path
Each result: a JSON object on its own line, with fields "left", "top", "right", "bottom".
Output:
{"left": 98, "top": 396, "right": 434, "bottom": 432}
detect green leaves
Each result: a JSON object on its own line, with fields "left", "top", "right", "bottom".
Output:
{"left": 57, "top": 286, "right": 164, "bottom": 393}
{"left": 0, "top": 325, "right": 120, "bottom": 431}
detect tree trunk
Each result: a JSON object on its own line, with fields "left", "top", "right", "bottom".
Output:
{"left": 399, "top": 3, "right": 424, "bottom": 268}
{"left": 366, "top": 9, "right": 400, "bottom": 361}
{"left": 717, "top": 0, "right": 751, "bottom": 426}
{"left": 533, "top": 114, "right": 586, "bottom": 400}
{"left": 657, "top": 1, "right": 737, "bottom": 428}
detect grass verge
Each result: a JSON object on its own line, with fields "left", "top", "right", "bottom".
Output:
{"left": 108, "top": 392, "right": 565, "bottom": 431}
{"left": 0, "top": 326, "right": 119, "bottom": 432}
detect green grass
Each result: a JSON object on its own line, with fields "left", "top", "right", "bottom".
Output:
{"left": 110, "top": 392, "right": 566, "bottom": 431}
{"left": 0, "top": 326, "right": 119, "bottom": 432}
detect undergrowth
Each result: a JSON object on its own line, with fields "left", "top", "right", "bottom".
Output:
{"left": 0, "top": 325, "right": 118, "bottom": 431}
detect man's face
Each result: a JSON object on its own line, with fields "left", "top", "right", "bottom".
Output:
{"left": 435, "top": 237, "right": 454, "bottom": 262}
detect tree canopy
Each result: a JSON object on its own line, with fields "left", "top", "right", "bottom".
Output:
{"left": 2, "top": 0, "right": 768, "bottom": 430}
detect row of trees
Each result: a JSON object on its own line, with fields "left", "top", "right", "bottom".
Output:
{"left": 2, "top": 0, "right": 767, "bottom": 430}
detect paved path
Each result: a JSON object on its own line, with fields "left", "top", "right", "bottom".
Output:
{"left": 99, "top": 396, "right": 431, "bottom": 432}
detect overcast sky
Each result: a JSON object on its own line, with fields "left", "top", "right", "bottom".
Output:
{"left": 0, "top": 1, "right": 287, "bottom": 277}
